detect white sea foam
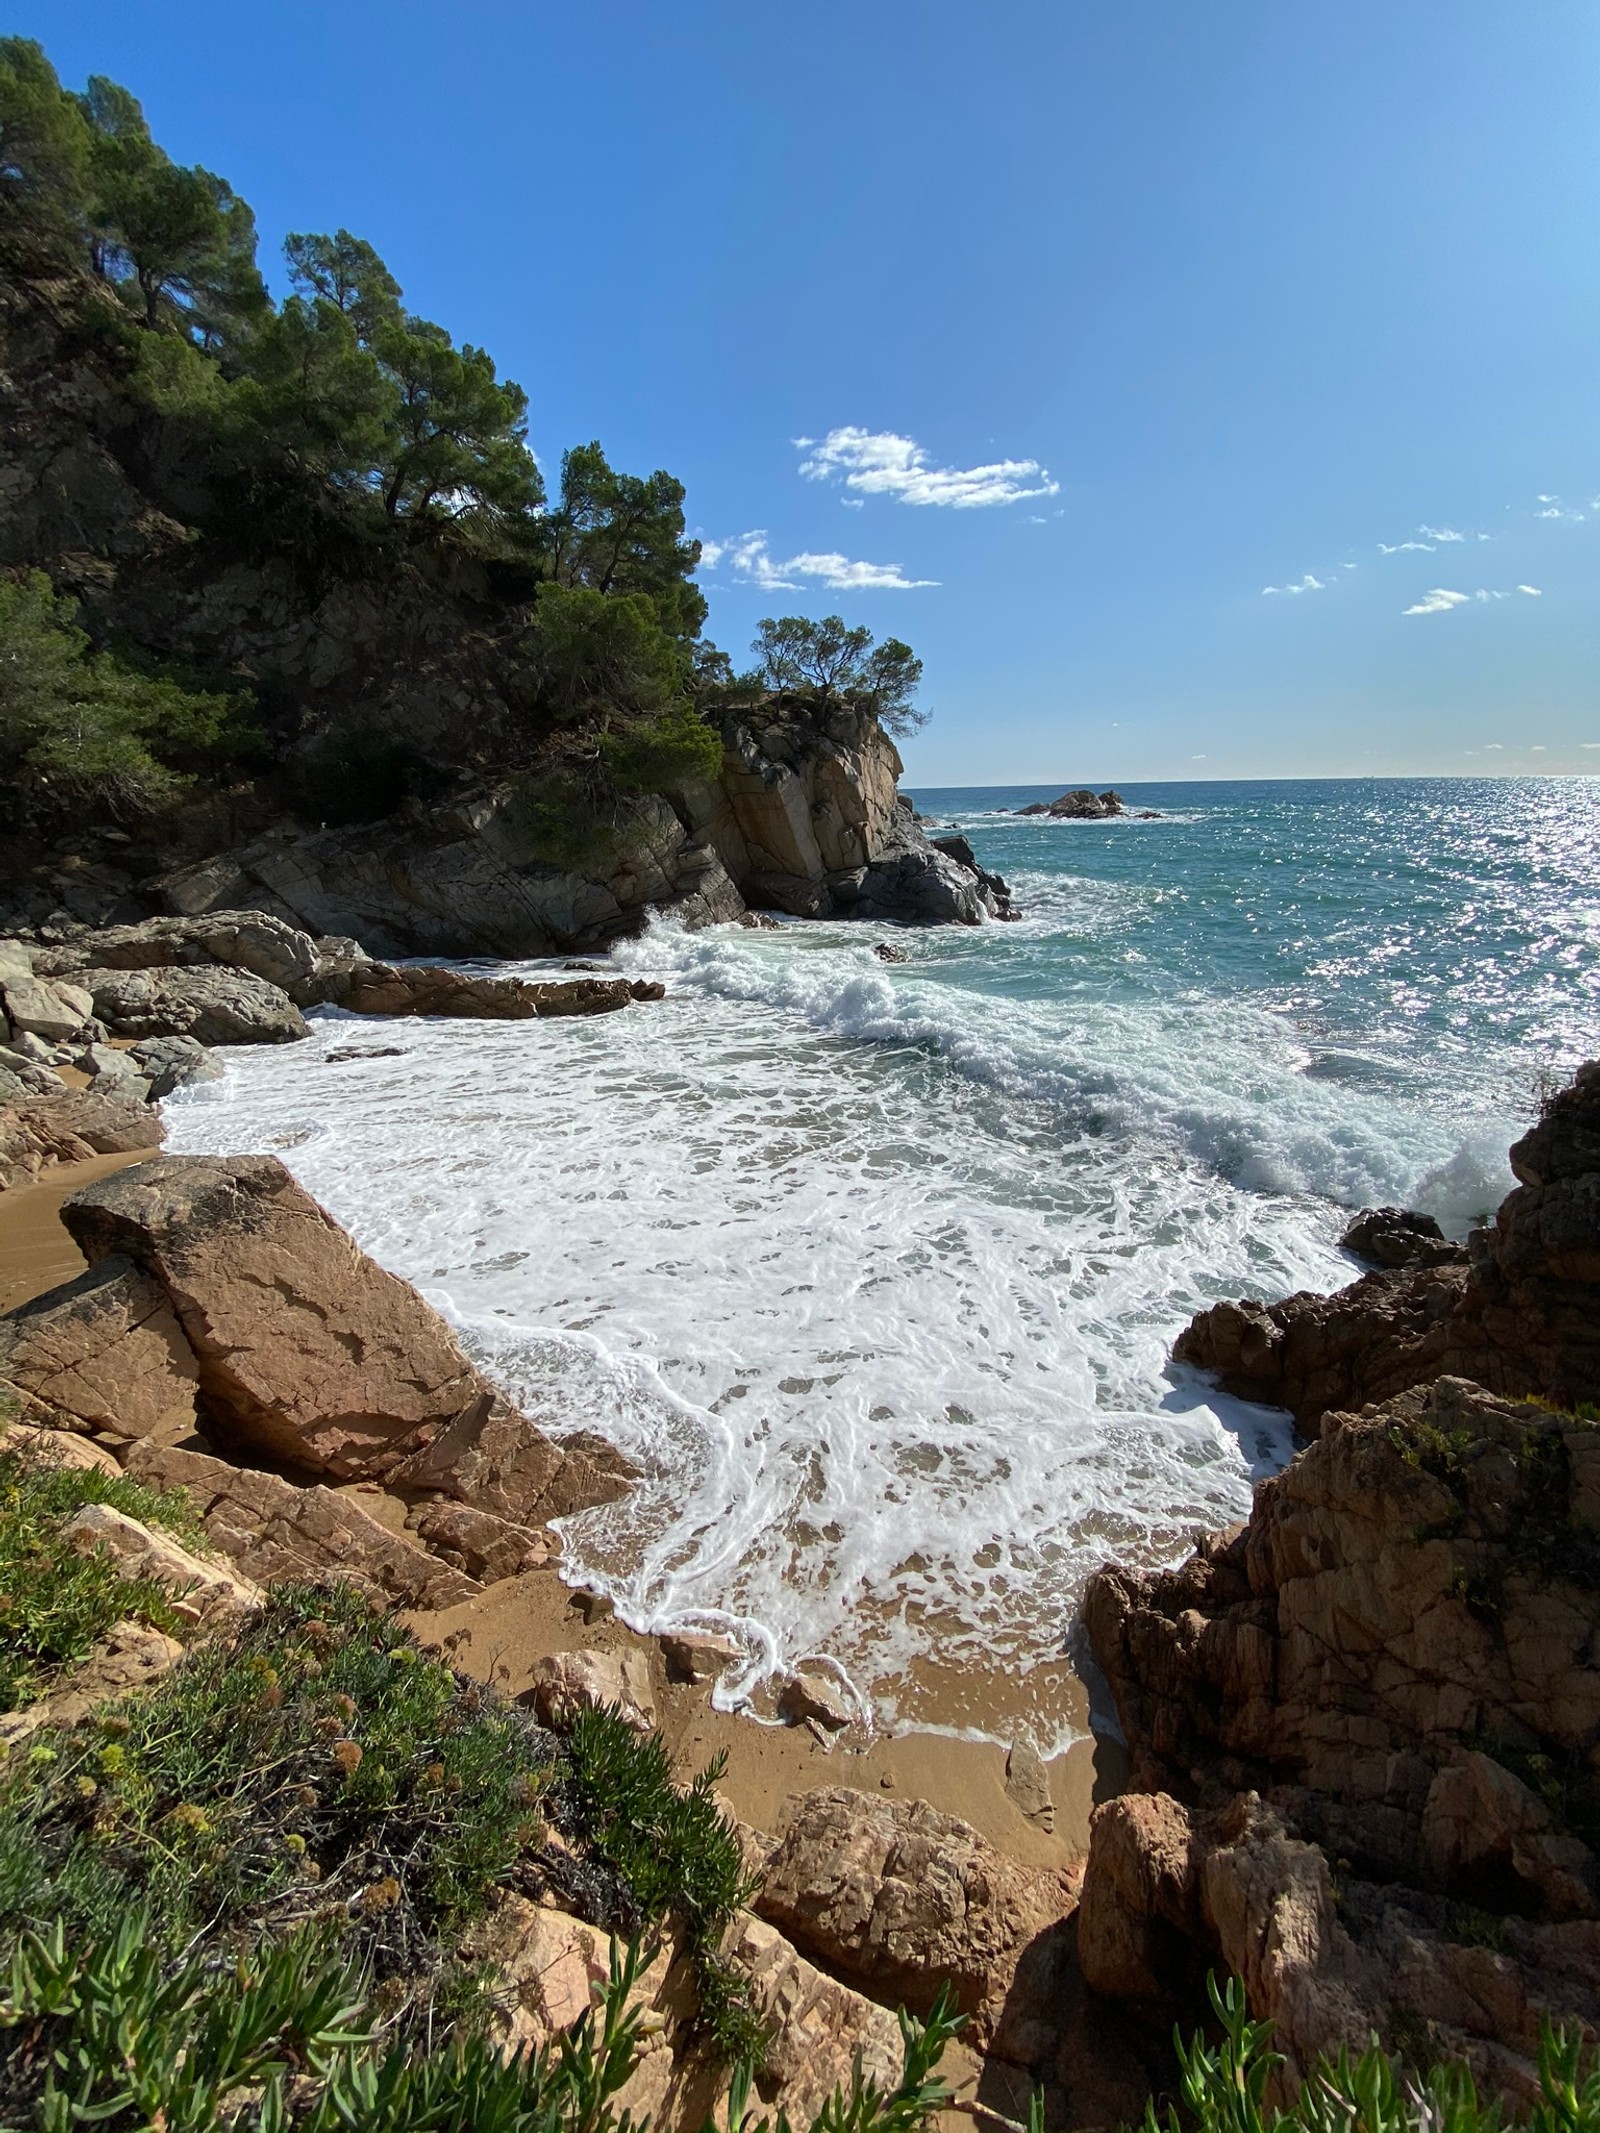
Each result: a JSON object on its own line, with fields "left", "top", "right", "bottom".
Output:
{"left": 164, "top": 877, "right": 1517, "bottom": 1752}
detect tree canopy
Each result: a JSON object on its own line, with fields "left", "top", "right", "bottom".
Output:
{"left": 0, "top": 36, "right": 931, "bottom": 832}
{"left": 753, "top": 615, "right": 927, "bottom": 735}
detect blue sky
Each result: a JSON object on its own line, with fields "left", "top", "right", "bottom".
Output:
{"left": 19, "top": 2, "right": 1600, "bottom": 780}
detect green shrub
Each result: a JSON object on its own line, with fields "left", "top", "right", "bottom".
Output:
{"left": 1146, "top": 1974, "right": 1600, "bottom": 2133}
{"left": 0, "top": 571, "right": 252, "bottom": 821}
{"left": 556, "top": 1704, "right": 761, "bottom": 2058}
{"left": 0, "top": 1917, "right": 964, "bottom": 2133}
{"left": 601, "top": 699, "right": 722, "bottom": 794}
{"left": 0, "top": 1444, "right": 202, "bottom": 1711}
{"left": 0, "top": 1583, "right": 554, "bottom": 1967}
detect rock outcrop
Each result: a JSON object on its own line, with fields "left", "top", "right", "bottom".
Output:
{"left": 0, "top": 1086, "right": 163, "bottom": 1192}
{"left": 3, "top": 1156, "right": 636, "bottom": 1526}
{"left": 1079, "top": 1376, "right": 1600, "bottom": 2098}
{"left": 1176, "top": 1063, "right": 1600, "bottom": 1431}
{"left": 754, "top": 1784, "right": 1079, "bottom": 2060}
{"left": 139, "top": 718, "right": 1016, "bottom": 949}
{"left": 74, "top": 964, "right": 309, "bottom": 1045}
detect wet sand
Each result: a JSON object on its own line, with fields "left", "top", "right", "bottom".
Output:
{"left": 0, "top": 1151, "right": 153, "bottom": 1312}
{"left": 408, "top": 1561, "right": 1125, "bottom": 1862}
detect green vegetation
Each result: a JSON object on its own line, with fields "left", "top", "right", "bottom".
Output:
{"left": 0, "top": 1442, "right": 203, "bottom": 1710}
{"left": 0, "top": 36, "right": 932, "bottom": 851}
{"left": 559, "top": 1705, "right": 762, "bottom": 2058}
{"left": 0, "top": 1567, "right": 968, "bottom": 2129}
{"left": 753, "top": 616, "right": 926, "bottom": 737}
{"left": 1146, "top": 1975, "right": 1600, "bottom": 2133}
{"left": 0, "top": 573, "right": 255, "bottom": 819}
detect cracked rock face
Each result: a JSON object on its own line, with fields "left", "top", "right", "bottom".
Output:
{"left": 754, "top": 1784, "right": 1079, "bottom": 2059}
{"left": 49, "top": 1156, "right": 635, "bottom": 1524}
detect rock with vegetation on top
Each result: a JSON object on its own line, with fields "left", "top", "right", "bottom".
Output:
{"left": 60, "top": 1499, "right": 262, "bottom": 1624}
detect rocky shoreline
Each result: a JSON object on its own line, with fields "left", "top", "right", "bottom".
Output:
{"left": 1, "top": 899, "right": 1596, "bottom": 2118}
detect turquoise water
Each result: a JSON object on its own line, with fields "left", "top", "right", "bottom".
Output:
{"left": 167, "top": 776, "right": 1599, "bottom": 1744}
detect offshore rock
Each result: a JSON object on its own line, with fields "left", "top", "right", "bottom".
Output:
{"left": 1016, "top": 789, "right": 1125, "bottom": 819}
{"left": 1175, "top": 1062, "right": 1600, "bottom": 1429}
{"left": 342, "top": 964, "right": 654, "bottom": 1019}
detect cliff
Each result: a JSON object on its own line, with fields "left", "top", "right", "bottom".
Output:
{"left": 0, "top": 266, "right": 1008, "bottom": 951}
{"left": 1077, "top": 1065, "right": 1600, "bottom": 2103}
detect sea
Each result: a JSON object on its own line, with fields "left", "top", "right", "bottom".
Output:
{"left": 163, "top": 776, "right": 1600, "bottom": 1751}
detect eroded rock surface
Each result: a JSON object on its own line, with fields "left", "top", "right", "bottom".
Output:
{"left": 1176, "top": 1063, "right": 1600, "bottom": 1429}
{"left": 1080, "top": 1376, "right": 1600, "bottom": 2100}
{"left": 754, "top": 1784, "right": 1079, "bottom": 2058}
{"left": 76, "top": 964, "right": 308, "bottom": 1046}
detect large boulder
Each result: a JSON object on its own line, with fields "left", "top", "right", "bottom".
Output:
{"left": 1, "top": 974, "right": 95, "bottom": 1043}
{"left": 77, "top": 965, "right": 308, "bottom": 1046}
{"left": 0, "top": 1087, "right": 163, "bottom": 1192}
{"left": 1174, "top": 1061, "right": 1600, "bottom": 1429}
{"left": 754, "top": 1785, "right": 1077, "bottom": 2055}
{"left": 57, "top": 1156, "right": 633, "bottom": 1517}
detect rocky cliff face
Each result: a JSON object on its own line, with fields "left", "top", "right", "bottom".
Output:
{"left": 139, "top": 698, "right": 1008, "bottom": 958}
{"left": 1175, "top": 1063, "right": 1600, "bottom": 1432}
{"left": 2, "top": 271, "right": 1009, "bottom": 952}
{"left": 1076, "top": 1065, "right": 1600, "bottom": 2103}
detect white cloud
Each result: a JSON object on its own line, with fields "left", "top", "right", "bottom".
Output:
{"left": 796, "top": 426, "right": 1058, "bottom": 509}
{"left": 1418, "top": 524, "right": 1466, "bottom": 543}
{"left": 1379, "top": 540, "right": 1436, "bottom": 554}
{"left": 1403, "top": 587, "right": 1469, "bottom": 615}
{"left": 699, "top": 528, "right": 934, "bottom": 592}
{"left": 1583, "top": 743, "right": 1600, "bottom": 750}
{"left": 1531, "top": 745, "right": 1547, "bottom": 752}
{"left": 1517, "top": 584, "right": 1542, "bottom": 596}
{"left": 1486, "top": 742, "right": 1504, "bottom": 750}
{"left": 1262, "top": 573, "right": 1327, "bottom": 595}
{"left": 1535, "top": 493, "right": 1586, "bottom": 522}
